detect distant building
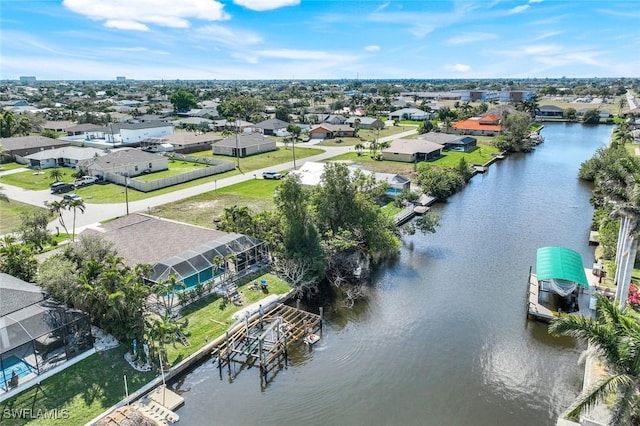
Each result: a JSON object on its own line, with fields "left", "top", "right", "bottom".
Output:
{"left": 0, "top": 136, "right": 70, "bottom": 163}
{"left": 116, "top": 76, "right": 126, "bottom": 82}
{"left": 19, "top": 76, "right": 36, "bottom": 84}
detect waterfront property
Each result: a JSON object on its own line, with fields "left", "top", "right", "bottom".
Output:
{"left": 527, "top": 246, "right": 595, "bottom": 323}
{"left": 380, "top": 138, "right": 444, "bottom": 162}
{"left": 449, "top": 114, "right": 502, "bottom": 136}
{"left": 80, "top": 214, "right": 269, "bottom": 290}
{"left": 417, "top": 132, "right": 477, "bottom": 152}
{"left": 0, "top": 273, "right": 94, "bottom": 399}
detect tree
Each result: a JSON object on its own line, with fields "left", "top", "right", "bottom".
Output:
{"left": 169, "top": 89, "right": 198, "bottom": 112}
{"left": 354, "top": 143, "right": 365, "bottom": 156}
{"left": 0, "top": 110, "right": 17, "bottom": 138}
{"left": 67, "top": 198, "right": 85, "bottom": 241}
{"left": 48, "top": 168, "right": 63, "bottom": 183}
{"left": 0, "top": 236, "right": 37, "bottom": 282}
{"left": 618, "top": 98, "right": 627, "bottom": 116}
{"left": 583, "top": 109, "right": 601, "bottom": 124}
{"left": 286, "top": 124, "right": 301, "bottom": 169}
{"left": 498, "top": 110, "right": 532, "bottom": 152}
{"left": 549, "top": 296, "right": 640, "bottom": 425}
{"left": 418, "top": 120, "right": 434, "bottom": 134}
{"left": 564, "top": 107, "right": 577, "bottom": 121}
{"left": 18, "top": 209, "right": 52, "bottom": 252}
{"left": 46, "top": 200, "right": 70, "bottom": 237}
{"left": 416, "top": 166, "right": 464, "bottom": 200}
{"left": 275, "top": 105, "right": 290, "bottom": 122}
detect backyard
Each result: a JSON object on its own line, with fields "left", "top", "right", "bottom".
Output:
{"left": 0, "top": 272, "right": 292, "bottom": 425}
{"left": 0, "top": 200, "right": 47, "bottom": 235}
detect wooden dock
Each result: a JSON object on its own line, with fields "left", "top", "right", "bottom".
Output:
{"left": 528, "top": 269, "right": 597, "bottom": 323}
{"left": 212, "top": 303, "right": 322, "bottom": 386}
{"left": 131, "top": 385, "right": 183, "bottom": 424}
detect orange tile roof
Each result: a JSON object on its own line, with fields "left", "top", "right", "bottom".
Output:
{"left": 452, "top": 118, "right": 501, "bottom": 132}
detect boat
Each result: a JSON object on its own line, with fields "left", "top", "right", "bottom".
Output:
{"left": 527, "top": 246, "right": 594, "bottom": 323}
{"left": 303, "top": 333, "right": 320, "bottom": 345}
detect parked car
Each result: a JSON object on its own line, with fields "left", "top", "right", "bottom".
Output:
{"left": 262, "top": 171, "right": 282, "bottom": 180}
{"left": 73, "top": 176, "right": 98, "bottom": 187}
{"left": 302, "top": 136, "right": 310, "bottom": 142}
{"left": 63, "top": 193, "right": 82, "bottom": 201}
{"left": 50, "top": 182, "right": 74, "bottom": 194}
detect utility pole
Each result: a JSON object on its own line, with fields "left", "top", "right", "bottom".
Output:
{"left": 235, "top": 116, "right": 240, "bottom": 169}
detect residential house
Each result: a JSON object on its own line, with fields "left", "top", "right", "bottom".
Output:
{"left": 389, "top": 108, "right": 430, "bottom": 121}
{"left": 536, "top": 105, "right": 564, "bottom": 118}
{"left": 79, "top": 214, "right": 269, "bottom": 288}
{"left": 81, "top": 122, "right": 174, "bottom": 146}
{"left": 449, "top": 114, "right": 502, "bottom": 136}
{"left": 210, "top": 119, "right": 253, "bottom": 132}
{"left": 77, "top": 148, "right": 168, "bottom": 179}
{"left": 171, "top": 117, "right": 214, "bottom": 128}
{"left": 42, "top": 121, "right": 75, "bottom": 133}
{"left": 0, "top": 136, "right": 70, "bottom": 163}
{"left": 24, "top": 146, "right": 106, "bottom": 170}
{"left": 252, "top": 118, "right": 290, "bottom": 136}
{"left": 0, "top": 273, "right": 94, "bottom": 396}
{"left": 65, "top": 123, "right": 101, "bottom": 136}
{"left": 211, "top": 133, "right": 276, "bottom": 157}
{"left": 309, "top": 124, "right": 356, "bottom": 139}
{"left": 145, "top": 132, "right": 222, "bottom": 154}
{"left": 380, "top": 138, "right": 444, "bottom": 163}
{"left": 345, "top": 116, "right": 385, "bottom": 130}
{"left": 417, "top": 132, "right": 477, "bottom": 152}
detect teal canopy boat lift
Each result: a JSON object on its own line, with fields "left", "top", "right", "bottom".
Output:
{"left": 527, "top": 247, "right": 593, "bottom": 322}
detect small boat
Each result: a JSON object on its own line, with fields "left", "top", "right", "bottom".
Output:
{"left": 303, "top": 333, "right": 320, "bottom": 345}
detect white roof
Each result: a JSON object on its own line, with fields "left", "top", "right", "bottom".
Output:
{"left": 292, "top": 161, "right": 409, "bottom": 187}
{"left": 24, "top": 146, "right": 106, "bottom": 161}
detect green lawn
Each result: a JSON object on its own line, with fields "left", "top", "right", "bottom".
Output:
{"left": 190, "top": 147, "right": 324, "bottom": 170}
{"left": 0, "top": 148, "right": 324, "bottom": 205}
{"left": 0, "top": 346, "right": 156, "bottom": 426}
{"left": 0, "top": 169, "right": 77, "bottom": 191}
{"left": 0, "top": 162, "right": 26, "bottom": 171}
{"left": 132, "top": 161, "right": 208, "bottom": 183}
{"left": 149, "top": 179, "right": 281, "bottom": 228}
{"left": 381, "top": 200, "right": 403, "bottom": 217}
{"left": 431, "top": 145, "right": 501, "bottom": 168}
{"left": 165, "top": 273, "right": 291, "bottom": 365}
{"left": 0, "top": 200, "right": 48, "bottom": 235}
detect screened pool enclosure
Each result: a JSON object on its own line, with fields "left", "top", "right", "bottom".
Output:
{"left": 0, "top": 282, "right": 93, "bottom": 394}
{"left": 150, "top": 233, "right": 269, "bottom": 289}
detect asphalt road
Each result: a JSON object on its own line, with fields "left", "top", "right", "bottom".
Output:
{"left": 0, "top": 128, "right": 418, "bottom": 234}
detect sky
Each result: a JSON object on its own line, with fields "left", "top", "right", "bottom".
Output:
{"left": 1, "top": 0, "right": 639, "bottom": 80}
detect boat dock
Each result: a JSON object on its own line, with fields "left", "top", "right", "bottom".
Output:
{"left": 130, "top": 385, "right": 184, "bottom": 425}
{"left": 528, "top": 268, "right": 598, "bottom": 323}
{"left": 211, "top": 303, "right": 322, "bottom": 386}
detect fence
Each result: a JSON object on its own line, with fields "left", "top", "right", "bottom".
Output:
{"left": 104, "top": 158, "right": 235, "bottom": 192}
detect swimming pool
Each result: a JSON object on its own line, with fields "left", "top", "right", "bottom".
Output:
{"left": 1, "top": 355, "right": 36, "bottom": 389}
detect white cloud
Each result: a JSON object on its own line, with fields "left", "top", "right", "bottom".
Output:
{"left": 364, "top": 45, "right": 380, "bottom": 52}
{"left": 375, "top": 2, "right": 390, "bottom": 12}
{"left": 256, "top": 49, "right": 352, "bottom": 62}
{"left": 194, "top": 25, "right": 263, "bottom": 46}
{"left": 233, "top": 0, "right": 299, "bottom": 12}
{"left": 62, "top": 0, "right": 229, "bottom": 31}
{"left": 528, "top": 0, "right": 543, "bottom": 3}
{"left": 446, "top": 32, "right": 497, "bottom": 45}
{"left": 444, "top": 63, "right": 471, "bottom": 72}
{"left": 531, "top": 31, "right": 561, "bottom": 41}
{"left": 507, "top": 5, "right": 530, "bottom": 15}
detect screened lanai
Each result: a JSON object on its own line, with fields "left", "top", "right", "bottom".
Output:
{"left": 0, "top": 275, "right": 93, "bottom": 394}
{"left": 150, "top": 233, "right": 269, "bottom": 288}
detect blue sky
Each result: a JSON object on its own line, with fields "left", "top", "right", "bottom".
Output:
{"left": 1, "top": 0, "right": 639, "bottom": 80}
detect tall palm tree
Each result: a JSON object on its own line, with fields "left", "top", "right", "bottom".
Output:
{"left": 45, "top": 200, "right": 70, "bottom": 236}
{"left": 286, "top": 124, "right": 301, "bottom": 169}
{"left": 67, "top": 198, "right": 86, "bottom": 241}
{"left": 354, "top": 143, "right": 364, "bottom": 156}
{"left": 549, "top": 296, "right": 640, "bottom": 425}
{"left": 48, "top": 168, "right": 63, "bottom": 183}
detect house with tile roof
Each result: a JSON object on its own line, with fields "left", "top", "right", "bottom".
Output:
{"left": 448, "top": 115, "right": 502, "bottom": 136}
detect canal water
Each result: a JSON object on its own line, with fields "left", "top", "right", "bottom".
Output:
{"left": 171, "top": 122, "right": 613, "bottom": 426}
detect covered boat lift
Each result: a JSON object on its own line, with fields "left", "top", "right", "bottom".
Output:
{"left": 528, "top": 246, "right": 594, "bottom": 322}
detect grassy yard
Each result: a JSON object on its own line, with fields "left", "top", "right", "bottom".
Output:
{"left": 0, "top": 346, "right": 156, "bottom": 426}
{"left": 132, "top": 160, "right": 208, "bottom": 183}
{"left": 0, "top": 162, "right": 26, "bottom": 171}
{"left": 0, "top": 169, "right": 77, "bottom": 191}
{"left": 381, "top": 200, "right": 403, "bottom": 217}
{"left": 1, "top": 272, "right": 290, "bottom": 425}
{"left": 0, "top": 148, "right": 324, "bottom": 204}
{"left": 165, "top": 273, "right": 291, "bottom": 365}
{"left": 148, "top": 179, "right": 281, "bottom": 228}
{"left": 0, "top": 200, "right": 48, "bottom": 234}
{"left": 190, "top": 147, "right": 323, "bottom": 170}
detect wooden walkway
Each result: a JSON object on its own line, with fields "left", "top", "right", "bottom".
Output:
{"left": 211, "top": 303, "right": 322, "bottom": 386}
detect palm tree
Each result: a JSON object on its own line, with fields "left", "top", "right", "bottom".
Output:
{"left": 549, "top": 296, "right": 640, "bottom": 425}
{"left": 286, "top": 124, "right": 301, "bottom": 169}
{"left": 48, "top": 168, "right": 63, "bottom": 183}
{"left": 354, "top": 143, "right": 364, "bottom": 156}
{"left": 45, "top": 200, "right": 70, "bottom": 236}
{"left": 618, "top": 98, "right": 627, "bottom": 116}
{"left": 67, "top": 198, "right": 86, "bottom": 241}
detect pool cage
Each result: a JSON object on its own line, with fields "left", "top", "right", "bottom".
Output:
{"left": 150, "top": 233, "right": 270, "bottom": 289}
{"left": 0, "top": 299, "right": 93, "bottom": 393}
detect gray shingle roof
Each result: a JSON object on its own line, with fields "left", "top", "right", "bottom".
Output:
{"left": 0, "top": 273, "right": 46, "bottom": 316}
{"left": 77, "top": 148, "right": 164, "bottom": 170}
{"left": 213, "top": 133, "right": 275, "bottom": 148}
{"left": 0, "top": 136, "right": 68, "bottom": 151}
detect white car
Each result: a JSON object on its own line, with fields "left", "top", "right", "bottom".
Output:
{"left": 73, "top": 176, "right": 98, "bottom": 187}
